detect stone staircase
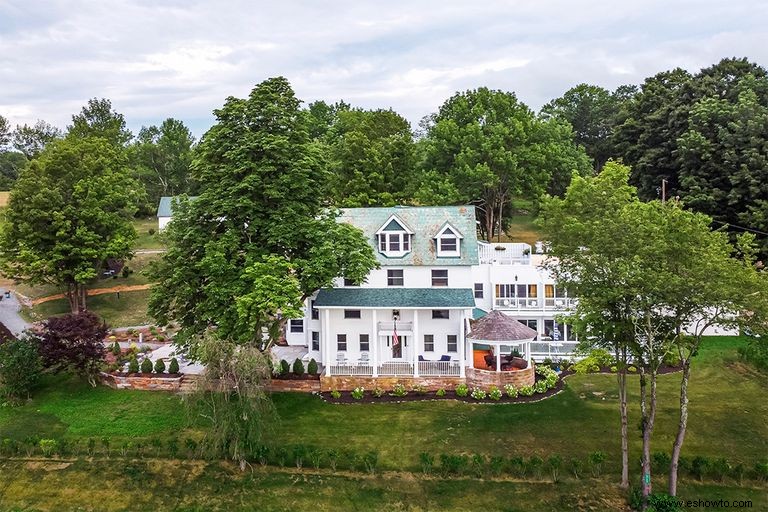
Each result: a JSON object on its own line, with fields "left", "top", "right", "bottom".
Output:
{"left": 178, "top": 374, "right": 201, "bottom": 394}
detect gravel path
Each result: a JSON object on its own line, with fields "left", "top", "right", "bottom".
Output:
{"left": 0, "top": 290, "right": 32, "bottom": 336}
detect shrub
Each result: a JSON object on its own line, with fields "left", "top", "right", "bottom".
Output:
{"left": 0, "top": 336, "right": 43, "bottom": 404}
{"left": 327, "top": 449, "right": 340, "bottom": 471}
{"left": 279, "top": 359, "right": 290, "bottom": 376}
{"left": 440, "top": 454, "right": 469, "bottom": 476}
{"left": 168, "top": 358, "right": 180, "bottom": 374}
{"left": 455, "top": 383, "right": 469, "bottom": 397}
{"left": 568, "top": 457, "right": 583, "bottom": 479}
{"left": 351, "top": 387, "right": 365, "bottom": 400}
{"left": 488, "top": 386, "right": 502, "bottom": 401}
{"left": 509, "top": 456, "right": 525, "bottom": 477}
{"left": 572, "top": 348, "right": 615, "bottom": 373}
{"left": 536, "top": 366, "right": 559, "bottom": 389}
{"left": 419, "top": 452, "right": 435, "bottom": 474}
{"left": 730, "top": 463, "right": 745, "bottom": 485}
{"left": 292, "top": 358, "right": 305, "bottom": 376}
{"left": 710, "top": 457, "right": 730, "bottom": 482}
{"left": 330, "top": 390, "right": 341, "bottom": 399}
{"left": 140, "top": 358, "right": 153, "bottom": 374}
{"left": 122, "top": 266, "right": 131, "bottom": 278}
{"left": 647, "top": 493, "right": 683, "bottom": 512}
{"left": 663, "top": 351, "right": 681, "bottom": 367}
{"left": 737, "top": 336, "right": 768, "bottom": 370}
{"left": 588, "top": 450, "right": 606, "bottom": 477}
{"left": 652, "top": 452, "right": 671, "bottom": 473}
{"left": 690, "top": 455, "right": 710, "bottom": 481}
{"left": 504, "top": 384, "right": 518, "bottom": 398}
{"left": 627, "top": 365, "right": 638, "bottom": 373}
{"left": 149, "top": 326, "right": 158, "bottom": 335}
{"left": 128, "top": 357, "right": 139, "bottom": 373}
{"left": 519, "top": 385, "right": 534, "bottom": 396}
{"left": 167, "top": 437, "right": 179, "bottom": 458}
{"left": 372, "top": 387, "right": 384, "bottom": 398}
{"left": 293, "top": 444, "right": 306, "bottom": 468}
{"left": 610, "top": 365, "right": 617, "bottom": 373}
{"left": 307, "top": 358, "right": 318, "bottom": 375}
{"left": 489, "top": 455, "right": 505, "bottom": 476}
{"left": 470, "top": 388, "right": 487, "bottom": 400}
{"left": 752, "top": 461, "right": 768, "bottom": 482}
{"left": 435, "top": 388, "right": 446, "bottom": 397}
{"left": 527, "top": 456, "right": 544, "bottom": 478}
{"left": 39, "top": 439, "right": 57, "bottom": 457}
{"left": 390, "top": 383, "right": 408, "bottom": 397}
{"left": 154, "top": 359, "right": 166, "bottom": 374}
{"left": 148, "top": 228, "right": 156, "bottom": 236}
{"left": 471, "top": 453, "right": 486, "bottom": 477}
{"left": 157, "top": 335, "right": 166, "bottom": 342}
{"left": 411, "top": 384, "right": 427, "bottom": 395}
{"left": 308, "top": 447, "right": 323, "bottom": 469}
{"left": 362, "top": 451, "right": 379, "bottom": 474}
{"left": 533, "top": 381, "right": 547, "bottom": 394}
{"left": 547, "top": 455, "right": 563, "bottom": 482}
{"left": 111, "top": 341, "right": 121, "bottom": 356}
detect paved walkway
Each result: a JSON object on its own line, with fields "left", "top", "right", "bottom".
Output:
{"left": 0, "top": 290, "right": 32, "bottom": 336}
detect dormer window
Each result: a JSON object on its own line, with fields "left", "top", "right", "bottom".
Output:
{"left": 434, "top": 223, "right": 462, "bottom": 257}
{"left": 375, "top": 215, "right": 413, "bottom": 258}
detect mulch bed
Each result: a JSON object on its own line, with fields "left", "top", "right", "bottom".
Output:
{"left": 319, "top": 376, "right": 565, "bottom": 405}
{"left": 108, "top": 372, "right": 183, "bottom": 378}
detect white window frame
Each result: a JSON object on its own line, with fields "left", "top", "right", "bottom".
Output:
{"left": 424, "top": 334, "right": 435, "bottom": 352}
{"left": 474, "top": 283, "right": 484, "bottom": 299}
{"left": 376, "top": 215, "right": 414, "bottom": 258}
{"left": 447, "top": 334, "right": 458, "bottom": 352}
{"left": 289, "top": 319, "right": 303, "bottom": 333}
{"left": 434, "top": 223, "right": 463, "bottom": 258}
{"left": 387, "top": 269, "right": 404, "bottom": 286}
{"left": 431, "top": 269, "right": 449, "bottom": 287}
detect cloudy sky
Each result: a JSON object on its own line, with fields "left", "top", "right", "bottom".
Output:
{"left": 1, "top": 0, "right": 766, "bottom": 137}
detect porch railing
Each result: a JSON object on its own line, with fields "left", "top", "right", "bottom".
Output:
{"left": 378, "top": 361, "right": 414, "bottom": 376}
{"left": 328, "top": 364, "right": 374, "bottom": 376}
{"left": 529, "top": 341, "right": 579, "bottom": 361}
{"left": 377, "top": 321, "right": 413, "bottom": 332}
{"left": 494, "top": 297, "right": 577, "bottom": 310}
{"left": 418, "top": 360, "right": 461, "bottom": 376}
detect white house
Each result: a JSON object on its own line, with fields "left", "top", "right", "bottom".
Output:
{"left": 156, "top": 196, "right": 198, "bottom": 231}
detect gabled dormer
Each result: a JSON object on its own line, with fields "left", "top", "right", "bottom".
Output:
{"left": 375, "top": 214, "right": 413, "bottom": 258}
{"left": 434, "top": 222, "right": 463, "bottom": 258}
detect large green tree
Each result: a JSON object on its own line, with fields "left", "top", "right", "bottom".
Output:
{"left": 0, "top": 151, "right": 27, "bottom": 190}
{"left": 130, "top": 118, "right": 196, "bottom": 207}
{"left": 324, "top": 108, "right": 417, "bottom": 206}
{"left": 417, "top": 87, "right": 591, "bottom": 240}
{"left": 149, "top": 77, "right": 377, "bottom": 352}
{"left": 68, "top": 98, "right": 133, "bottom": 147}
{"left": 0, "top": 136, "right": 139, "bottom": 312}
{"left": 541, "top": 83, "right": 632, "bottom": 171}
{"left": 12, "top": 120, "right": 62, "bottom": 159}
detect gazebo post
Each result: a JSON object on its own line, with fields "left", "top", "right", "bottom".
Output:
{"left": 527, "top": 341, "right": 532, "bottom": 366}
{"left": 496, "top": 349, "right": 501, "bottom": 373}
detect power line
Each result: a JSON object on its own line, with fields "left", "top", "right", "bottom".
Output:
{"left": 710, "top": 219, "right": 768, "bottom": 237}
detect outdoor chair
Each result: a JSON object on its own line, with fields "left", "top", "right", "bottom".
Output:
{"left": 439, "top": 355, "right": 451, "bottom": 362}
{"left": 359, "top": 352, "right": 369, "bottom": 363}
{"left": 483, "top": 354, "right": 496, "bottom": 369}
{"left": 418, "top": 355, "right": 426, "bottom": 362}
{"left": 336, "top": 353, "right": 347, "bottom": 365}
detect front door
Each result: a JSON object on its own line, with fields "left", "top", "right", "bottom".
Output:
{"left": 388, "top": 335, "right": 406, "bottom": 359}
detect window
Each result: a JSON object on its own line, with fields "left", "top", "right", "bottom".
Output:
{"left": 544, "top": 320, "right": 566, "bottom": 341}
{"left": 474, "top": 283, "right": 484, "bottom": 299}
{"left": 519, "top": 319, "right": 538, "bottom": 331}
{"left": 387, "top": 269, "right": 404, "bottom": 286}
{"left": 528, "top": 284, "right": 538, "bottom": 298}
{"left": 424, "top": 334, "right": 434, "bottom": 352}
{"left": 439, "top": 237, "right": 457, "bottom": 252}
{"left": 431, "top": 269, "right": 448, "bottom": 287}
{"left": 289, "top": 319, "right": 303, "bottom": 333}
{"left": 376, "top": 216, "right": 413, "bottom": 257}
{"left": 343, "top": 278, "right": 357, "bottom": 286}
{"left": 344, "top": 310, "right": 361, "bottom": 319}
{"left": 311, "top": 331, "right": 319, "bottom": 351}
{"left": 389, "top": 233, "right": 400, "bottom": 251}
{"left": 337, "top": 334, "right": 347, "bottom": 351}
{"left": 447, "top": 334, "right": 458, "bottom": 352}
{"left": 516, "top": 284, "right": 527, "bottom": 298}
{"left": 545, "top": 284, "right": 555, "bottom": 298}
{"left": 432, "top": 309, "right": 450, "bottom": 319}
{"left": 435, "top": 225, "right": 462, "bottom": 257}
{"left": 311, "top": 300, "right": 319, "bottom": 320}
{"left": 359, "top": 334, "right": 370, "bottom": 352}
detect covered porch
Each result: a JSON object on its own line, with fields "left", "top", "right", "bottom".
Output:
{"left": 467, "top": 310, "right": 536, "bottom": 377}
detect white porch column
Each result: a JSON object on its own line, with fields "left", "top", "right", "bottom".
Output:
{"left": 324, "top": 309, "right": 331, "bottom": 376}
{"left": 496, "top": 348, "right": 501, "bottom": 373}
{"left": 459, "top": 309, "right": 467, "bottom": 377}
{"left": 412, "top": 309, "right": 420, "bottom": 377}
{"left": 371, "top": 309, "right": 378, "bottom": 377}
{"left": 527, "top": 340, "right": 532, "bottom": 366}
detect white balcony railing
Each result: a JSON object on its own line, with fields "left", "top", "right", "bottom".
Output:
{"left": 377, "top": 321, "right": 413, "bottom": 333}
{"left": 529, "top": 341, "right": 579, "bottom": 361}
{"left": 478, "top": 242, "right": 531, "bottom": 265}
{"left": 418, "top": 360, "right": 461, "bottom": 376}
{"left": 494, "top": 297, "right": 577, "bottom": 310}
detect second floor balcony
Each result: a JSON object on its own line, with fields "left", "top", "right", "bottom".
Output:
{"left": 493, "top": 297, "right": 577, "bottom": 311}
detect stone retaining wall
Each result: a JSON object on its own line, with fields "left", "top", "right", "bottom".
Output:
{"left": 100, "top": 372, "right": 183, "bottom": 391}
{"left": 466, "top": 365, "right": 535, "bottom": 389}
{"left": 320, "top": 374, "right": 463, "bottom": 392}
{"left": 268, "top": 379, "right": 321, "bottom": 393}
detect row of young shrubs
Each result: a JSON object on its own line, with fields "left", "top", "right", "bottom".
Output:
{"left": 275, "top": 358, "right": 318, "bottom": 377}
{"left": 3, "top": 437, "right": 766, "bottom": 486}
{"left": 122, "top": 356, "right": 180, "bottom": 375}
{"left": 331, "top": 366, "right": 560, "bottom": 400}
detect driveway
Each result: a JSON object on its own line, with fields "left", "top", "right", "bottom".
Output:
{"left": 0, "top": 290, "right": 32, "bottom": 336}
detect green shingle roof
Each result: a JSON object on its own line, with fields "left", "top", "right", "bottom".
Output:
{"left": 315, "top": 288, "right": 476, "bottom": 308}
{"left": 157, "top": 196, "right": 198, "bottom": 217}
{"left": 338, "top": 206, "right": 479, "bottom": 266}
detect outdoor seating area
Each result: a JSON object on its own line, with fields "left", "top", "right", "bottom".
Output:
{"left": 481, "top": 351, "right": 528, "bottom": 371}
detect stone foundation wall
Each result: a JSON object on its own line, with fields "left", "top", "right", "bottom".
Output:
{"left": 100, "top": 372, "right": 183, "bottom": 391}
{"left": 268, "top": 379, "right": 321, "bottom": 393}
{"left": 320, "top": 374, "right": 463, "bottom": 392}
{"left": 466, "top": 365, "right": 535, "bottom": 389}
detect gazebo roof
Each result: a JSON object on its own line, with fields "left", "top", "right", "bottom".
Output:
{"left": 468, "top": 310, "right": 537, "bottom": 342}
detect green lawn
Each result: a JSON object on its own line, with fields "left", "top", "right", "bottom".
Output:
{"left": 24, "top": 289, "right": 154, "bottom": 327}
{"left": 133, "top": 216, "right": 166, "bottom": 250}
{"left": 0, "top": 337, "right": 764, "bottom": 511}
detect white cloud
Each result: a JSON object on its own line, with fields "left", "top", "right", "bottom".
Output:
{"left": 0, "top": 0, "right": 766, "bottom": 136}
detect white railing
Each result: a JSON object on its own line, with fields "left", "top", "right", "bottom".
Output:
{"left": 494, "top": 297, "right": 577, "bottom": 310}
{"left": 478, "top": 242, "right": 531, "bottom": 265}
{"left": 418, "top": 360, "right": 461, "bottom": 376}
{"left": 377, "top": 321, "right": 413, "bottom": 332}
{"left": 529, "top": 341, "right": 579, "bottom": 361}
{"left": 328, "top": 364, "right": 374, "bottom": 376}
{"left": 378, "top": 361, "right": 414, "bottom": 376}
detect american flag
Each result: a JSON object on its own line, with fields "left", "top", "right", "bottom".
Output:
{"left": 392, "top": 319, "right": 399, "bottom": 346}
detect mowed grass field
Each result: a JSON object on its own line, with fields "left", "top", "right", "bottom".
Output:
{"left": 0, "top": 337, "right": 765, "bottom": 511}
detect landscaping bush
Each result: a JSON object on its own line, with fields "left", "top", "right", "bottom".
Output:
{"left": 350, "top": 387, "right": 364, "bottom": 400}
{"left": 470, "top": 388, "right": 486, "bottom": 400}
{"left": 168, "top": 358, "right": 180, "bottom": 374}
{"left": 154, "top": 358, "right": 166, "bottom": 374}
{"left": 753, "top": 461, "right": 768, "bottom": 482}
{"left": 440, "top": 454, "right": 469, "bottom": 476}
{"left": 690, "top": 455, "right": 710, "bottom": 481}
{"left": 307, "top": 358, "right": 318, "bottom": 375}
{"left": 710, "top": 457, "right": 730, "bottom": 482}
{"left": 140, "top": 358, "right": 153, "bottom": 374}
{"left": 730, "top": 462, "right": 745, "bottom": 485}
{"left": 737, "top": 336, "right": 768, "bottom": 370}
{"left": 293, "top": 444, "right": 306, "bottom": 468}
{"left": 647, "top": 492, "right": 683, "bottom": 512}
{"left": 279, "top": 359, "right": 290, "bottom": 376}
{"left": 39, "top": 439, "right": 57, "bottom": 457}
{"left": 411, "top": 384, "right": 427, "bottom": 395}
{"left": 308, "top": 447, "right": 323, "bottom": 469}
{"left": 628, "top": 365, "right": 638, "bottom": 373}
{"left": 504, "top": 383, "right": 518, "bottom": 398}
{"left": 547, "top": 454, "right": 563, "bottom": 482}
{"left": 573, "top": 348, "right": 615, "bottom": 373}
{"left": 419, "top": 452, "right": 435, "bottom": 474}
{"left": 122, "top": 266, "right": 131, "bottom": 278}
{"left": 455, "top": 383, "right": 469, "bottom": 397}
{"left": 292, "top": 358, "right": 305, "bottom": 376}
{"left": 568, "top": 457, "right": 583, "bottom": 479}
{"left": 372, "top": 387, "right": 384, "bottom": 398}
{"left": 526, "top": 455, "right": 544, "bottom": 478}
{"left": 390, "top": 383, "right": 408, "bottom": 397}
{"left": 330, "top": 390, "right": 341, "bottom": 399}
{"left": 362, "top": 451, "right": 379, "bottom": 474}
{"left": 488, "top": 386, "right": 502, "bottom": 401}
{"left": 519, "top": 385, "right": 534, "bottom": 396}
{"left": 0, "top": 335, "right": 43, "bottom": 404}
{"left": 471, "top": 453, "right": 486, "bottom": 477}
{"left": 148, "top": 228, "right": 156, "bottom": 236}
{"left": 508, "top": 456, "right": 525, "bottom": 477}
{"left": 127, "top": 357, "right": 139, "bottom": 373}
{"left": 588, "top": 450, "right": 606, "bottom": 477}
{"left": 327, "top": 449, "right": 339, "bottom": 472}
{"left": 652, "top": 452, "right": 671, "bottom": 473}
{"left": 111, "top": 341, "right": 121, "bottom": 356}
{"left": 435, "top": 388, "right": 446, "bottom": 397}
{"left": 533, "top": 380, "right": 547, "bottom": 394}
{"left": 489, "top": 455, "right": 505, "bottom": 476}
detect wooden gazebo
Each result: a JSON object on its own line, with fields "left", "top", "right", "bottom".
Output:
{"left": 467, "top": 310, "right": 536, "bottom": 372}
